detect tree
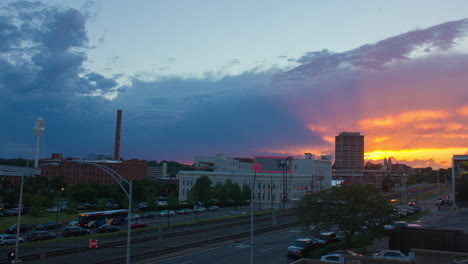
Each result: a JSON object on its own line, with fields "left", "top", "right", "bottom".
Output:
{"left": 69, "top": 188, "right": 98, "bottom": 204}
{"left": 297, "top": 184, "right": 393, "bottom": 245}
{"left": 167, "top": 192, "right": 179, "bottom": 206}
{"left": 188, "top": 176, "right": 212, "bottom": 205}
{"left": 2, "top": 191, "right": 18, "bottom": 204}
{"left": 28, "top": 194, "right": 47, "bottom": 221}
{"left": 381, "top": 177, "right": 394, "bottom": 192}
{"left": 242, "top": 184, "right": 251, "bottom": 202}
{"left": 365, "top": 161, "right": 383, "bottom": 170}
{"left": 212, "top": 179, "right": 243, "bottom": 205}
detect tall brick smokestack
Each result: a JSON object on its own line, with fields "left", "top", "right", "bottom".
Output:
{"left": 114, "top": 109, "right": 122, "bottom": 161}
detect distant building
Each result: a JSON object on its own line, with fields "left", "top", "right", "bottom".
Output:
{"left": 334, "top": 132, "right": 365, "bottom": 182}
{"left": 178, "top": 153, "right": 332, "bottom": 208}
{"left": 383, "top": 157, "right": 414, "bottom": 176}
{"left": 147, "top": 163, "right": 168, "bottom": 181}
{"left": 0, "top": 165, "right": 40, "bottom": 190}
{"left": 41, "top": 153, "right": 147, "bottom": 186}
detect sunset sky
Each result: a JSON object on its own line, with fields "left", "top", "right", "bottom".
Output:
{"left": 1, "top": 1, "right": 467, "bottom": 169}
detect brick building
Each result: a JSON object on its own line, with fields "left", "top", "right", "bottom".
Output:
{"left": 41, "top": 153, "right": 147, "bottom": 186}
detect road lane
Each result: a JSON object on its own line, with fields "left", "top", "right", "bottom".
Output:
{"left": 147, "top": 228, "right": 303, "bottom": 264}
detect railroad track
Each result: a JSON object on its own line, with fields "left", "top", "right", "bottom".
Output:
{"left": 0, "top": 211, "right": 297, "bottom": 264}
{"left": 98, "top": 221, "right": 298, "bottom": 264}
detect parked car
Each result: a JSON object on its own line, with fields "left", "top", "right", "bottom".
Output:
{"left": 61, "top": 226, "right": 90, "bottom": 237}
{"left": 178, "top": 208, "right": 193, "bottom": 215}
{"left": 158, "top": 210, "right": 175, "bottom": 217}
{"left": 326, "top": 250, "right": 361, "bottom": 256}
{"left": 45, "top": 207, "right": 61, "bottom": 213}
{"left": 320, "top": 253, "right": 342, "bottom": 262}
{"left": 97, "top": 224, "right": 121, "bottom": 233}
{"left": 207, "top": 205, "right": 220, "bottom": 211}
{"left": 398, "top": 209, "right": 409, "bottom": 218}
{"left": 321, "top": 250, "right": 362, "bottom": 262}
{"left": 412, "top": 205, "right": 421, "bottom": 213}
{"left": 384, "top": 220, "right": 408, "bottom": 233}
{"left": 36, "top": 221, "right": 61, "bottom": 230}
{"left": 373, "top": 250, "right": 409, "bottom": 260}
{"left": 6, "top": 224, "right": 32, "bottom": 234}
{"left": 27, "top": 231, "right": 56, "bottom": 242}
{"left": 407, "top": 223, "right": 423, "bottom": 229}
{"left": 130, "top": 221, "right": 149, "bottom": 229}
{"left": 316, "top": 232, "right": 340, "bottom": 245}
{"left": 130, "top": 214, "right": 140, "bottom": 221}
{"left": 3, "top": 209, "right": 18, "bottom": 216}
{"left": 0, "top": 234, "right": 24, "bottom": 246}
{"left": 142, "top": 212, "right": 156, "bottom": 219}
{"left": 195, "top": 206, "right": 206, "bottom": 213}
{"left": 287, "top": 238, "right": 315, "bottom": 259}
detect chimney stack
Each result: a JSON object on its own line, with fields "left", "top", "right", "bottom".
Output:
{"left": 114, "top": 109, "right": 122, "bottom": 161}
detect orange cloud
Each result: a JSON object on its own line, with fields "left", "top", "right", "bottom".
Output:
{"left": 359, "top": 110, "right": 451, "bottom": 129}
{"left": 458, "top": 105, "right": 468, "bottom": 116}
{"left": 365, "top": 147, "right": 467, "bottom": 168}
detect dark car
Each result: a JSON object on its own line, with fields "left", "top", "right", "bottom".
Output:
{"left": 207, "top": 205, "right": 220, "bottom": 211}
{"left": 316, "top": 232, "right": 340, "bottom": 245}
{"left": 62, "top": 226, "right": 90, "bottom": 237}
{"left": 6, "top": 224, "right": 32, "bottom": 234}
{"left": 97, "top": 224, "right": 121, "bottom": 233}
{"left": 408, "top": 199, "right": 418, "bottom": 206}
{"left": 36, "top": 221, "right": 61, "bottom": 230}
{"left": 412, "top": 205, "right": 421, "bottom": 213}
{"left": 27, "top": 231, "right": 56, "bottom": 242}
{"left": 287, "top": 238, "right": 316, "bottom": 259}
{"left": 178, "top": 208, "right": 193, "bottom": 215}
{"left": 142, "top": 212, "right": 156, "bottom": 219}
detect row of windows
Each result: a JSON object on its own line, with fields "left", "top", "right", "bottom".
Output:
{"left": 182, "top": 180, "right": 194, "bottom": 186}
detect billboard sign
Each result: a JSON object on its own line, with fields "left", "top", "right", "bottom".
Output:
{"left": 253, "top": 156, "right": 293, "bottom": 173}
{"left": 454, "top": 155, "right": 468, "bottom": 179}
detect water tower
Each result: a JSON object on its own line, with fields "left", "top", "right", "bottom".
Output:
{"left": 33, "top": 118, "right": 45, "bottom": 168}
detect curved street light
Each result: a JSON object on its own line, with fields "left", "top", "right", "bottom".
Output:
{"left": 14, "top": 163, "right": 58, "bottom": 263}
{"left": 80, "top": 161, "right": 133, "bottom": 264}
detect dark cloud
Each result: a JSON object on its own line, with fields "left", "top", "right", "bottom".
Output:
{"left": 0, "top": 1, "right": 118, "bottom": 100}
{"left": 1, "top": 2, "right": 467, "bottom": 168}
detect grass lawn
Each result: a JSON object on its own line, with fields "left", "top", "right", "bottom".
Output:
{"left": 0, "top": 212, "right": 79, "bottom": 232}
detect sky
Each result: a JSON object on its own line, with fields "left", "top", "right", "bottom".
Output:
{"left": 1, "top": 1, "right": 468, "bottom": 169}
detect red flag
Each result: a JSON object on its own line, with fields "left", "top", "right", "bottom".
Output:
{"left": 254, "top": 164, "right": 261, "bottom": 172}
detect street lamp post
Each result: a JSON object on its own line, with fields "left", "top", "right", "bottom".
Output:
{"left": 54, "top": 187, "right": 64, "bottom": 230}
{"left": 81, "top": 162, "right": 133, "bottom": 264}
{"left": 14, "top": 163, "right": 59, "bottom": 263}
{"left": 14, "top": 169, "right": 26, "bottom": 262}
{"left": 251, "top": 164, "right": 259, "bottom": 264}
{"left": 277, "top": 157, "right": 291, "bottom": 209}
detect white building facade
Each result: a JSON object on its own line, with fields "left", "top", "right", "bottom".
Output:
{"left": 178, "top": 153, "right": 333, "bottom": 208}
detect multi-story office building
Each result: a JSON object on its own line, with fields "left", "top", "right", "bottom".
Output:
{"left": 178, "top": 153, "right": 332, "bottom": 208}
{"left": 334, "top": 132, "right": 365, "bottom": 181}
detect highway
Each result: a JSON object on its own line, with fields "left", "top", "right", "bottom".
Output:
{"left": 0, "top": 208, "right": 298, "bottom": 264}
{"left": 145, "top": 228, "right": 303, "bottom": 264}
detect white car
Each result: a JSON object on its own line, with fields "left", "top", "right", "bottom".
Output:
{"left": 158, "top": 210, "right": 174, "bottom": 217}
{"left": 0, "top": 234, "right": 24, "bottom": 246}
{"left": 373, "top": 250, "right": 409, "bottom": 260}
{"left": 320, "top": 253, "right": 341, "bottom": 262}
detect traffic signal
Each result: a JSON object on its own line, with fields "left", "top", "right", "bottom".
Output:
{"left": 445, "top": 195, "right": 449, "bottom": 199}
{"left": 7, "top": 251, "right": 15, "bottom": 259}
